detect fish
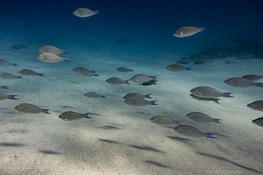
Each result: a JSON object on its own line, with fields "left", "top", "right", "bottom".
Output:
{"left": 84, "top": 92, "right": 105, "bottom": 98}
{"left": 116, "top": 66, "right": 133, "bottom": 72}
{"left": 190, "top": 86, "right": 233, "bottom": 98}
{"left": 150, "top": 115, "right": 180, "bottom": 125}
{"left": 39, "top": 45, "right": 68, "bottom": 55}
{"left": 0, "top": 72, "right": 21, "bottom": 79}
{"left": 141, "top": 80, "right": 157, "bottom": 86}
{"left": 124, "top": 97, "right": 157, "bottom": 107}
{"left": 0, "top": 94, "right": 17, "bottom": 101}
{"left": 190, "top": 93, "right": 220, "bottom": 104}
{"left": 252, "top": 117, "right": 263, "bottom": 127}
{"left": 73, "top": 8, "right": 99, "bottom": 18}
{"left": 128, "top": 74, "right": 157, "bottom": 84}
{"left": 15, "top": 103, "right": 49, "bottom": 114}
{"left": 106, "top": 77, "right": 129, "bottom": 85}
{"left": 72, "top": 67, "right": 98, "bottom": 77}
{"left": 247, "top": 100, "right": 263, "bottom": 111}
{"left": 0, "top": 59, "right": 17, "bottom": 66}
{"left": 166, "top": 64, "right": 191, "bottom": 72}
{"left": 59, "top": 111, "right": 97, "bottom": 121}
{"left": 129, "top": 145, "right": 164, "bottom": 153}
{"left": 242, "top": 75, "right": 263, "bottom": 81}
{"left": 37, "top": 52, "right": 70, "bottom": 63}
{"left": 0, "top": 86, "right": 8, "bottom": 89}
{"left": 173, "top": 26, "right": 205, "bottom": 38}
{"left": 186, "top": 112, "right": 222, "bottom": 123}
{"left": 123, "top": 93, "right": 151, "bottom": 99}
{"left": 173, "top": 125, "right": 216, "bottom": 138}
{"left": 224, "top": 77, "right": 263, "bottom": 87}
{"left": 144, "top": 160, "right": 171, "bottom": 169}
{"left": 19, "top": 69, "right": 43, "bottom": 76}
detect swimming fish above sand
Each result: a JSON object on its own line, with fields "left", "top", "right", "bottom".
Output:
{"left": 141, "top": 80, "right": 157, "bottom": 86}
{"left": 0, "top": 72, "right": 21, "bottom": 79}
{"left": 190, "top": 94, "right": 220, "bottom": 104}
{"left": 128, "top": 74, "right": 157, "bottom": 84}
{"left": 224, "top": 77, "right": 263, "bottom": 87}
{"left": 15, "top": 103, "right": 49, "bottom": 114}
{"left": 84, "top": 92, "right": 105, "bottom": 98}
{"left": 0, "top": 93, "right": 17, "bottom": 101}
{"left": 123, "top": 93, "right": 151, "bottom": 99}
{"left": 59, "top": 111, "right": 97, "bottom": 121}
{"left": 242, "top": 75, "right": 263, "bottom": 81}
{"left": 39, "top": 45, "right": 69, "bottom": 55}
{"left": 252, "top": 117, "right": 263, "bottom": 127}
{"left": 0, "top": 86, "right": 8, "bottom": 89}
{"left": 150, "top": 115, "right": 179, "bottom": 125}
{"left": 173, "top": 125, "right": 216, "bottom": 138}
{"left": 186, "top": 112, "right": 222, "bottom": 123}
{"left": 37, "top": 52, "right": 70, "bottom": 63}
{"left": 116, "top": 66, "right": 133, "bottom": 72}
{"left": 190, "top": 86, "right": 233, "bottom": 98}
{"left": 173, "top": 26, "right": 205, "bottom": 38}
{"left": 72, "top": 66, "right": 98, "bottom": 77}
{"left": 19, "top": 69, "right": 43, "bottom": 76}
{"left": 124, "top": 97, "right": 157, "bottom": 107}
{"left": 166, "top": 64, "right": 191, "bottom": 72}
{"left": 106, "top": 77, "right": 129, "bottom": 85}
{"left": 247, "top": 100, "right": 263, "bottom": 112}
{"left": 73, "top": 8, "right": 99, "bottom": 18}
{"left": 0, "top": 59, "right": 17, "bottom": 66}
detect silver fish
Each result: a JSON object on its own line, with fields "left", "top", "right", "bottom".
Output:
{"left": 0, "top": 94, "right": 17, "bottom": 101}
{"left": 173, "top": 26, "right": 205, "bottom": 38}
{"left": 0, "top": 72, "right": 21, "bottom": 79}
{"left": 84, "top": 92, "right": 105, "bottom": 98}
{"left": 123, "top": 93, "right": 151, "bottom": 99}
{"left": 224, "top": 77, "right": 263, "bottom": 87}
{"left": 106, "top": 77, "right": 128, "bottom": 85}
{"left": 19, "top": 69, "right": 43, "bottom": 76}
{"left": 173, "top": 125, "right": 215, "bottom": 138}
{"left": 59, "top": 111, "right": 97, "bottom": 121}
{"left": 252, "top": 117, "right": 263, "bottom": 127}
{"left": 124, "top": 97, "right": 157, "bottom": 107}
{"left": 166, "top": 64, "right": 191, "bottom": 72}
{"left": 190, "top": 94, "right": 220, "bottom": 104}
{"left": 150, "top": 115, "right": 178, "bottom": 125}
{"left": 190, "top": 86, "right": 233, "bottom": 98}
{"left": 73, "top": 67, "right": 98, "bottom": 77}
{"left": 116, "top": 66, "right": 133, "bottom": 72}
{"left": 15, "top": 103, "right": 49, "bottom": 114}
{"left": 39, "top": 45, "right": 68, "bottom": 55}
{"left": 73, "top": 8, "right": 99, "bottom": 18}
{"left": 0, "top": 59, "right": 17, "bottom": 66}
{"left": 247, "top": 101, "right": 263, "bottom": 112}
{"left": 186, "top": 112, "right": 222, "bottom": 123}
{"left": 129, "top": 74, "right": 157, "bottom": 84}
{"left": 242, "top": 75, "right": 263, "bottom": 81}
{"left": 37, "top": 52, "right": 70, "bottom": 63}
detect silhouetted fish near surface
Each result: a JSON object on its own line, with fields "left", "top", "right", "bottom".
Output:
{"left": 101, "top": 125, "right": 120, "bottom": 130}
{"left": 106, "top": 77, "right": 129, "bottom": 85}
{"left": 186, "top": 112, "right": 222, "bottom": 123}
{"left": 0, "top": 94, "right": 17, "bottom": 101}
{"left": 124, "top": 97, "right": 157, "bottom": 107}
{"left": 173, "top": 125, "right": 216, "bottom": 138}
{"left": 173, "top": 26, "right": 205, "bottom": 38}
{"left": 252, "top": 117, "right": 263, "bottom": 127}
{"left": 84, "top": 92, "right": 105, "bottom": 98}
{"left": 191, "top": 86, "right": 233, "bottom": 98}
{"left": 123, "top": 93, "right": 151, "bottom": 99}
{"left": 15, "top": 103, "right": 49, "bottom": 114}
{"left": 128, "top": 74, "right": 157, "bottom": 84}
{"left": 73, "top": 66, "right": 98, "bottom": 77}
{"left": 150, "top": 115, "right": 180, "bottom": 125}
{"left": 0, "top": 72, "right": 21, "bottom": 79}
{"left": 59, "top": 111, "right": 98, "bottom": 121}
{"left": 39, "top": 45, "right": 69, "bottom": 55}
{"left": 0, "top": 86, "right": 8, "bottom": 89}
{"left": 144, "top": 160, "right": 171, "bottom": 169}
{"left": 167, "top": 136, "right": 193, "bottom": 143}
{"left": 242, "top": 75, "right": 263, "bottom": 81}
{"left": 98, "top": 139, "right": 121, "bottom": 144}
{"left": 224, "top": 77, "right": 263, "bottom": 87}
{"left": 129, "top": 145, "right": 164, "bottom": 153}
{"left": 73, "top": 8, "right": 99, "bottom": 18}
{"left": 116, "top": 66, "right": 133, "bottom": 72}
{"left": 0, "top": 59, "right": 17, "bottom": 66}
{"left": 166, "top": 64, "right": 191, "bottom": 72}
{"left": 141, "top": 80, "right": 157, "bottom": 86}
{"left": 0, "top": 142, "right": 26, "bottom": 147}
{"left": 37, "top": 52, "right": 70, "bottom": 63}
{"left": 190, "top": 94, "right": 220, "bottom": 104}
{"left": 19, "top": 69, "right": 43, "bottom": 76}
{"left": 39, "top": 150, "right": 61, "bottom": 155}
{"left": 247, "top": 100, "right": 263, "bottom": 111}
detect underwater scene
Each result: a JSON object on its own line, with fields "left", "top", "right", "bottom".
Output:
{"left": 1, "top": 0, "right": 263, "bottom": 174}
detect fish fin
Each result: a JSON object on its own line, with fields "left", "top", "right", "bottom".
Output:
{"left": 204, "top": 132, "right": 216, "bottom": 138}
{"left": 63, "top": 50, "right": 70, "bottom": 54}
{"left": 145, "top": 93, "right": 152, "bottom": 99}
{"left": 173, "top": 120, "right": 182, "bottom": 125}
{"left": 8, "top": 95, "right": 18, "bottom": 100}
{"left": 12, "top": 63, "right": 17, "bottom": 66}
{"left": 186, "top": 67, "right": 192, "bottom": 71}
{"left": 1, "top": 86, "right": 8, "bottom": 89}
{"left": 222, "top": 93, "right": 233, "bottom": 97}
{"left": 213, "top": 118, "right": 222, "bottom": 123}
{"left": 213, "top": 99, "right": 220, "bottom": 104}
{"left": 64, "top": 58, "right": 71, "bottom": 62}
{"left": 39, "top": 73, "right": 44, "bottom": 76}
{"left": 124, "top": 80, "right": 130, "bottom": 84}
{"left": 150, "top": 100, "right": 158, "bottom": 105}
{"left": 255, "top": 82, "right": 263, "bottom": 87}
{"left": 43, "top": 109, "right": 50, "bottom": 114}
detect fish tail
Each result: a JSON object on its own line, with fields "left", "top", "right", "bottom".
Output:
{"left": 39, "top": 73, "right": 44, "bottom": 76}
{"left": 255, "top": 82, "right": 263, "bottom": 87}
{"left": 8, "top": 95, "right": 18, "bottom": 100}
{"left": 213, "top": 99, "right": 220, "bottom": 104}
{"left": 124, "top": 80, "right": 130, "bottom": 84}
{"left": 84, "top": 113, "right": 92, "bottom": 119}
{"left": 43, "top": 109, "right": 50, "bottom": 114}
{"left": 64, "top": 58, "right": 71, "bottom": 62}
{"left": 173, "top": 120, "right": 182, "bottom": 125}
{"left": 0, "top": 86, "right": 8, "bottom": 89}
{"left": 204, "top": 132, "right": 216, "bottom": 139}
{"left": 145, "top": 93, "right": 152, "bottom": 99}
{"left": 200, "top": 27, "right": 206, "bottom": 31}
{"left": 186, "top": 67, "right": 192, "bottom": 71}
{"left": 63, "top": 50, "right": 70, "bottom": 54}
{"left": 12, "top": 63, "right": 17, "bottom": 66}
{"left": 213, "top": 118, "right": 222, "bottom": 123}
{"left": 150, "top": 100, "right": 158, "bottom": 105}
{"left": 222, "top": 93, "right": 233, "bottom": 97}
{"left": 151, "top": 75, "right": 157, "bottom": 81}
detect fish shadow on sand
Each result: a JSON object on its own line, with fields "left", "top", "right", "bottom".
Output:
{"left": 129, "top": 145, "right": 165, "bottom": 154}
{"left": 144, "top": 160, "right": 172, "bottom": 169}
{"left": 98, "top": 139, "right": 122, "bottom": 144}
{"left": 0, "top": 142, "right": 26, "bottom": 147}
{"left": 196, "top": 152, "right": 263, "bottom": 174}
{"left": 39, "top": 150, "right": 62, "bottom": 155}
{"left": 100, "top": 125, "right": 121, "bottom": 130}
